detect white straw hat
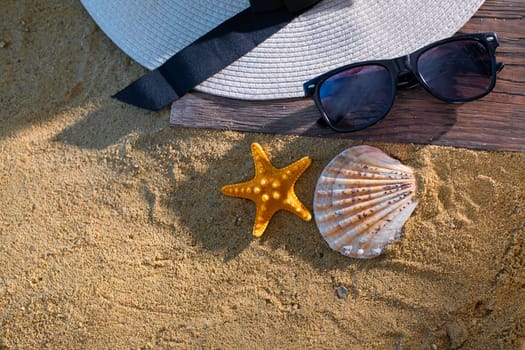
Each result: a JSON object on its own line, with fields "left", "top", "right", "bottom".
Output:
{"left": 81, "top": 0, "right": 485, "bottom": 100}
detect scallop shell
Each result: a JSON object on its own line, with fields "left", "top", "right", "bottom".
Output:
{"left": 313, "top": 145, "right": 418, "bottom": 259}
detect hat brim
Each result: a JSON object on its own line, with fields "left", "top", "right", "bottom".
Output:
{"left": 80, "top": 0, "right": 250, "bottom": 70}
{"left": 82, "top": 0, "right": 485, "bottom": 100}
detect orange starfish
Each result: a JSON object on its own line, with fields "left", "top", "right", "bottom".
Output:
{"left": 221, "top": 143, "right": 312, "bottom": 238}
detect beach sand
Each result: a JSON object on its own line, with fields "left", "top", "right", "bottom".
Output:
{"left": 1, "top": 1, "right": 524, "bottom": 349}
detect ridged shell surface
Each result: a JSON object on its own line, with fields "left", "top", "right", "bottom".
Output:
{"left": 313, "top": 146, "right": 418, "bottom": 259}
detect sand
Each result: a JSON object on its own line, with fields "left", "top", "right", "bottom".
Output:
{"left": 1, "top": 1, "right": 524, "bottom": 349}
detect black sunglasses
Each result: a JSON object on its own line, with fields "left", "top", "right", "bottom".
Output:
{"left": 304, "top": 32, "right": 504, "bottom": 132}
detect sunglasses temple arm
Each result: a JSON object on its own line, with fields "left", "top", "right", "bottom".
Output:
{"left": 303, "top": 84, "right": 316, "bottom": 97}
{"left": 496, "top": 61, "right": 504, "bottom": 73}
{"left": 316, "top": 117, "right": 329, "bottom": 127}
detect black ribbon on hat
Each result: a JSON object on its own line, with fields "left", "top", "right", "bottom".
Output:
{"left": 114, "top": 0, "right": 320, "bottom": 111}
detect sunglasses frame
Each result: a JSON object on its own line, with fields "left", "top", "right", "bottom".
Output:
{"left": 304, "top": 32, "right": 503, "bottom": 132}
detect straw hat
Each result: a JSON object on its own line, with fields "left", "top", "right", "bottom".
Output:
{"left": 81, "top": 0, "right": 485, "bottom": 100}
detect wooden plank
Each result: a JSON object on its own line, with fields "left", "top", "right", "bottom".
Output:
{"left": 170, "top": 0, "right": 525, "bottom": 152}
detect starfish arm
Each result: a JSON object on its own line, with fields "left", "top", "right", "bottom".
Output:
{"left": 252, "top": 205, "right": 278, "bottom": 238}
{"left": 278, "top": 156, "right": 312, "bottom": 222}
{"left": 282, "top": 191, "right": 312, "bottom": 222}
{"left": 221, "top": 180, "right": 257, "bottom": 201}
{"left": 281, "top": 156, "right": 312, "bottom": 182}
{"left": 251, "top": 143, "right": 274, "bottom": 176}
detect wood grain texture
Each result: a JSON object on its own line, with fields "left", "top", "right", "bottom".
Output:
{"left": 170, "top": 0, "right": 525, "bottom": 152}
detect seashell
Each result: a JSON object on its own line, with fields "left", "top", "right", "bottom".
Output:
{"left": 313, "top": 145, "right": 418, "bottom": 259}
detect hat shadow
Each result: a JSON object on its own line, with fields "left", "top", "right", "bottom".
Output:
{"left": 53, "top": 83, "right": 459, "bottom": 274}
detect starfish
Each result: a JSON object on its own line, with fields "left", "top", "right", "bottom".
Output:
{"left": 221, "top": 143, "right": 312, "bottom": 238}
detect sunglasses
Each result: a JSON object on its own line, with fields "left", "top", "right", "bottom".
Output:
{"left": 304, "top": 32, "right": 504, "bottom": 132}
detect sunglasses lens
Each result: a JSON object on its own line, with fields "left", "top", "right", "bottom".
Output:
{"left": 417, "top": 39, "right": 493, "bottom": 101}
{"left": 319, "top": 64, "right": 394, "bottom": 131}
